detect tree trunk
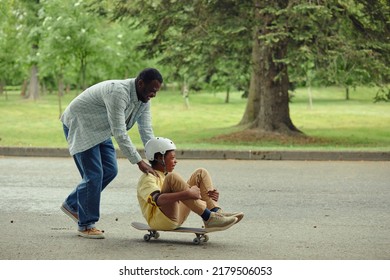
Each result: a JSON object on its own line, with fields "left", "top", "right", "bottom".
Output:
{"left": 225, "top": 86, "right": 230, "bottom": 103}
{"left": 182, "top": 81, "right": 190, "bottom": 109}
{"left": 239, "top": 1, "right": 301, "bottom": 135}
{"left": 80, "top": 55, "right": 87, "bottom": 90}
{"left": 0, "top": 80, "right": 4, "bottom": 95}
{"left": 239, "top": 21, "right": 261, "bottom": 125}
{"left": 58, "top": 73, "right": 64, "bottom": 97}
{"left": 307, "top": 85, "right": 313, "bottom": 109}
{"left": 0, "top": 80, "right": 7, "bottom": 101}
{"left": 27, "top": 64, "right": 40, "bottom": 100}
{"left": 20, "top": 79, "right": 28, "bottom": 97}
{"left": 26, "top": 0, "right": 41, "bottom": 100}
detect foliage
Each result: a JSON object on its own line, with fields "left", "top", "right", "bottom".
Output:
{"left": 287, "top": 1, "right": 389, "bottom": 94}
{"left": 109, "top": 0, "right": 390, "bottom": 137}
{"left": 0, "top": 0, "right": 29, "bottom": 86}
{"left": 1, "top": 0, "right": 158, "bottom": 93}
{"left": 113, "top": 0, "right": 389, "bottom": 99}
{"left": 374, "top": 86, "right": 390, "bottom": 103}
{"left": 40, "top": 0, "right": 106, "bottom": 89}
{"left": 3, "top": 0, "right": 388, "bottom": 99}
{"left": 113, "top": 0, "right": 252, "bottom": 91}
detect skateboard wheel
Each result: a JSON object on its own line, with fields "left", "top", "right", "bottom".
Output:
{"left": 143, "top": 234, "right": 151, "bottom": 241}
{"left": 193, "top": 237, "right": 201, "bottom": 245}
{"left": 203, "top": 235, "right": 209, "bottom": 242}
{"left": 154, "top": 232, "right": 160, "bottom": 239}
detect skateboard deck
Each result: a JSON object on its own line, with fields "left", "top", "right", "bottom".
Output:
{"left": 131, "top": 222, "right": 210, "bottom": 245}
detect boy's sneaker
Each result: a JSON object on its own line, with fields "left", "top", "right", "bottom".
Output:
{"left": 60, "top": 202, "right": 78, "bottom": 223}
{"left": 78, "top": 228, "right": 105, "bottom": 239}
{"left": 217, "top": 209, "right": 244, "bottom": 223}
{"left": 204, "top": 212, "right": 237, "bottom": 232}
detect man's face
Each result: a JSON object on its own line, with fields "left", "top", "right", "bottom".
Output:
{"left": 137, "top": 79, "right": 162, "bottom": 103}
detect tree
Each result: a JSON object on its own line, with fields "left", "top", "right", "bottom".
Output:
{"left": 38, "top": 0, "right": 155, "bottom": 91}
{"left": 39, "top": 0, "right": 108, "bottom": 90}
{"left": 240, "top": 0, "right": 299, "bottom": 134}
{"left": 113, "top": 0, "right": 300, "bottom": 134}
{"left": 19, "top": 0, "right": 42, "bottom": 100}
{"left": 343, "top": 0, "right": 390, "bottom": 100}
{"left": 40, "top": 0, "right": 84, "bottom": 92}
{"left": 0, "top": 0, "right": 29, "bottom": 94}
{"left": 113, "top": 0, "right": 252, "bottom": 97}
{"left": 291, "top": 0, "right": 390, "bottom": 101}
{"left": 113, "top": 0, "right": 390, "bottom": 136}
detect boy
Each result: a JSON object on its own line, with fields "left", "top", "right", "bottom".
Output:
{"left": 137, "top": 137, "right": 244, "bottom": 231}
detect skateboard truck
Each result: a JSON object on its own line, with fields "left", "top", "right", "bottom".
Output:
{"left": 143, "top": 229, "right": 209, "bottom": 245}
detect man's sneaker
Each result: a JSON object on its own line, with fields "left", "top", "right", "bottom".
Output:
{"left": 60, "top": 202, "right": 78, "bottom": 223}
{"left": 78, "top": 228, "right": 105, "bottom": 239}
{"left": 217, "top": 209, "right": 244, "bottom": 223}
{"left": 204, "top": 212, "right": 237, "bottom": 232}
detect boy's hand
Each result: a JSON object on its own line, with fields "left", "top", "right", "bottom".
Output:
{"left": 208, "top": 189, "right": 219, "bottom": 202}
{"left": 188, "top": 186, "right": 201, "bottom": 199}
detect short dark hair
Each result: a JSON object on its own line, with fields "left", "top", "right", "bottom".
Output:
{"left": 149, "top": 150, "right": 174, "bottom": 167}
{"left": 137, "top": 68, "right": 163, "bottom": 84}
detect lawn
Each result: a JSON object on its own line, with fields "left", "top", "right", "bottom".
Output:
{"left": 0, "top": 85, "right": 389, "bottom": 151}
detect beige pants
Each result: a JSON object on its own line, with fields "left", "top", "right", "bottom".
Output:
{"left": 159, "top": 168, "right": 219, "bottom": 225}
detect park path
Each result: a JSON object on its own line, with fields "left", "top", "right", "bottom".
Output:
{"left": 0, "top": 157, "right": 389, "bottom": 260}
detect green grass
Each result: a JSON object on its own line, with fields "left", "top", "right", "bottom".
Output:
{"left": 289, "top": 86, "right": 390, "bottom": 150}
{"left": 0, "top": 85, "right": 389, "bottom": 151}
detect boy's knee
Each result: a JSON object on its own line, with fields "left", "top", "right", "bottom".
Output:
{"left": 165, "top": 172, "right": 188, "bottom": 191}
{"left": 166, "top": 172, "right": 181, "bottom": 181}
{"left": 195, "top": 168, "right": 209, "bottom": 177}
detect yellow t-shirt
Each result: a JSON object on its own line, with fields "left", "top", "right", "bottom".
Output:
{"left": 137, "top": 170, "right": 179, "bottom": 230}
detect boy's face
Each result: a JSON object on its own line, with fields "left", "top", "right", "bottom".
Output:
{"left": 164, "top": 151, "right": 177, "bottom": 172}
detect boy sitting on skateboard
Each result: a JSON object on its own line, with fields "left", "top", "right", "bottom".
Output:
{"left": 137, "top": 137, "right": 243, "bottom": 231}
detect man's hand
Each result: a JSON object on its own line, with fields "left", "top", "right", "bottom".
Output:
{"left": 137, "top": 160, "right": 159, "bottom": 177}
{"left": 208, "top": 189, "right": 219, "bottom": 202}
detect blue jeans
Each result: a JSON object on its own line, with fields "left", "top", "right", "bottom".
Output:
{"left": 63, "top": 125, "right": 118, "bottom": 231}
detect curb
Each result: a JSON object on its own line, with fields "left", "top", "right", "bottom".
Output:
{"left": 0, "top": 146, "right": 389, "bottom": 161}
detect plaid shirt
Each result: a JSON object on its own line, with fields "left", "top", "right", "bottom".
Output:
{"left": 60, "top": 78, "right": 154, "bottom": 164}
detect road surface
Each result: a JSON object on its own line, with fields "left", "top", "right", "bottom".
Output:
{"left": 0, "top": 157, "right": 389, "bottom": 260}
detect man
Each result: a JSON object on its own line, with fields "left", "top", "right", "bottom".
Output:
{"left": 60, "top": 68, "right": 163, "bottom": 239}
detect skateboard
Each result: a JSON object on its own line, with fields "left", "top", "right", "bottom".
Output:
{"left": 131, "top": 222, "right": 210, "bottom": 245}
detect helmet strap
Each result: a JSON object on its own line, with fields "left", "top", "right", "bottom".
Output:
{"left": 155, "top": 154, "right": 167, "bottom": 174}
{"left": 162, "top": 157, "right": 168, "bottom": 175}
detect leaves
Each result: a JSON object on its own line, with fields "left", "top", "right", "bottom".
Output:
{"left": 1, "top": 0, "right": 389, "bottom": 97}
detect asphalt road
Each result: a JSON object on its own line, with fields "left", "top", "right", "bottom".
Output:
{"left": 0, "top": 156, "right": 389, "bottom": 260}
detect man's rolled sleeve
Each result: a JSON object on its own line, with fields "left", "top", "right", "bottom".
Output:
{"left": 115, "top": 133, "right": 142, "bottom": 164}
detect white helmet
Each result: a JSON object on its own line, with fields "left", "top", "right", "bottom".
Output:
{"left": 144, "top": 137, "right": 176, "bottom": 161}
